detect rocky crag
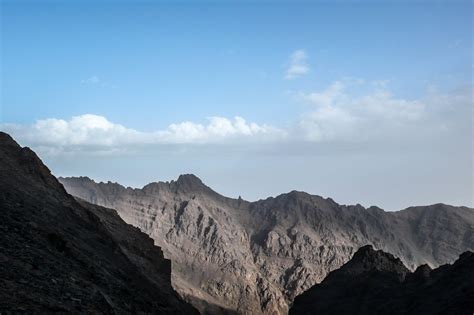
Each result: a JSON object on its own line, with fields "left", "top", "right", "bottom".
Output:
{"left": 60, "top": 174, "right": 474, "bottom": 314}
{"left": 290, "top": 245, "right": 474, "bottom": 314}
{"left": 0, "top": 132, "right": 198, "bottom": 314}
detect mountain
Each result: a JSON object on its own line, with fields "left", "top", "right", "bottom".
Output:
{"left": 289, "top": 245, "right": 474, "bottom": 314}
{"left": 60, "top": 174, "right": 474, "bottom": 314}
{"left": 0, "top": 132, "right": 198, "bottom": 313}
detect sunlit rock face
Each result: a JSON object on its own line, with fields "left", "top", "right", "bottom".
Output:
{"left": 61, "top": 174, "right": 474, "bottom": 315}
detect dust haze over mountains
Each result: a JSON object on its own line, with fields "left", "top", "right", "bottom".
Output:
{"left": 4, "top": 87, "right": 473, "bottom": 211}
{"left": 1, "top": 130, "right": 473, "bottom": 314}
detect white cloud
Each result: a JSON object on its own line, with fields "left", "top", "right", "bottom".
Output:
{"left": 296, "top": 80, "right": 427, "bottom": 141}
{"left": 1, "top": 114, "right": 285, "bottom": 154}
{"left": 158, "top": 116, "right": 283, "bottom": 144}
{"left": 81, "top": 76, "right": 100, "bottom": 84}
{"left": 299, "top": 81, "right": 345, "bottom": 107}
{"left": 80, "top": 76, "right": 116, "bottom": 88}
{"left": 285, "top": 50, "right": 310, "bottom": 80}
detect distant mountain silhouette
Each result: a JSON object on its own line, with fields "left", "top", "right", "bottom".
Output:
{"left": 60, "top": 172, "right": 474, "bottom": 314}
{"left": 290, "top": 245, "right": 474, "bottom": 315}
{"left": 0, "top": 131, "right": 197, "bottom": 313}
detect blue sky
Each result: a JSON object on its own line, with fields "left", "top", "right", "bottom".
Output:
{"left": 1, "top": 0, "right": 473, "bottom": 210}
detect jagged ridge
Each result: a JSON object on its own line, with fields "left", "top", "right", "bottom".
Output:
{"left": 59, "top": 171, "right": 474, "bottom": 315}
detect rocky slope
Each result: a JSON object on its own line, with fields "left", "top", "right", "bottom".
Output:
{"left": 290, "top": 245, "right": 474, "bottom": 314}
{"left": 0, "top": 132, "right": 198, "bottom": 314}
{"left": 60, "top": 174, "right": 474, "bottom": 314}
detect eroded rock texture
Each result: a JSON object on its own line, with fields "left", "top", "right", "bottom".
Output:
{"left": 60, "top": 175, "right": 474, "bottom": 314}
{"left": 60, "top": 174, "right": 474, "bottom": 314}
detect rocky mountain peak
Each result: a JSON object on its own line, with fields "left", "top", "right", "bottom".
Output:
{"left": 176, "top": 173, "right": 203, "bottom": 185}
{"left": 411, "top": 264, "right": 432, "bottom": 280}
{"left": 65, "top": 176, "right": 95, "bottom": 183}
{"left": 455, "top": 251, "right": 473, "bottom": 266}
{"left": 290, "top": 249, "right": 474, "bottom": 315}
{"left": 0, "top": 131, "right": 66, "bottom": 194}
{"left": 0, "top": 131, "right": 18, "bottom": 147}
{"left": 174, "top": 173, "right": 214, "bottom": 195}
{"left": 344, "top": 245, "right": 409, "bottom": 276}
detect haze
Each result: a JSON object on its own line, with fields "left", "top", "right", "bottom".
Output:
{"left": 1, "top": 0, "right": 472, "bottom": 210}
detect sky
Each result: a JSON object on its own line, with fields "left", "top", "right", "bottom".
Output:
{"left": 1, "top": 0, "right": 473, "bottom": 210}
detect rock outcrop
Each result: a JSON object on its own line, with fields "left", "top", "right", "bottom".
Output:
{"left": 0, "top": 132, "right": 198, "bottom": 314}
{"left": 289, "top": 245, "right": 474, "bottom": 314}
{"left": 60, "top": 174, "right": 474, "bottom": 314}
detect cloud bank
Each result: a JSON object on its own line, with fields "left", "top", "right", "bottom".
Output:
{"left": 2, "top": 80, "right": 470, "bottom": 156}
{"left": 2, "top": 114, "right": 285, "bottom": 154}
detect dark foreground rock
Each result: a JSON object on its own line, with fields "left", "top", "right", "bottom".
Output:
{"left": 290, "top": 245, "right": 474, "bottom": 315}
{"left": 0, "top": 132, "right": 198, "bottom": 314}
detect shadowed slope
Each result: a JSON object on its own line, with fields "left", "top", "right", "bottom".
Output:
{"left": 290, "top": 245, "right": 474, "bottom": 315}
{"left": 0, "top": 132, "right": 198, "bottom": 314}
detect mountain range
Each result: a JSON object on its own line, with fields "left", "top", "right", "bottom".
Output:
{"left": 1, "top": 129, "right": 472, "bottom": 314}
{"left": 59, "top": 173, "right": 474, "bottom": 314}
